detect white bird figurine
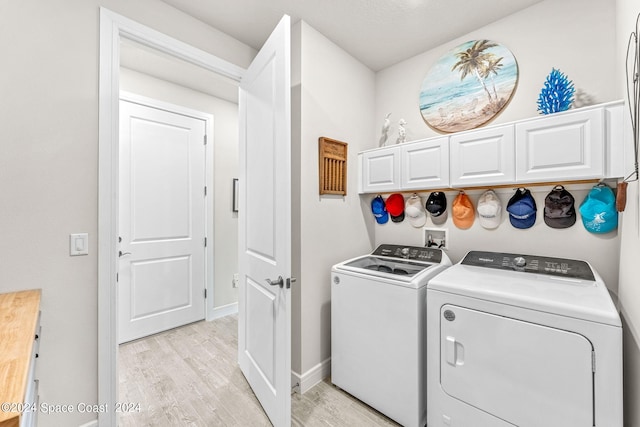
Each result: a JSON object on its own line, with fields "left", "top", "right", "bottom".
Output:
{"left": 379, "top": 113, "right": 391, "bottom": 147}
{"left": 396, "top": 119, "right": 407, "bottom": 144}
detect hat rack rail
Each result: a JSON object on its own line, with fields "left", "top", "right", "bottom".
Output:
{"left": 368, "top": 178, "right": 612, "bottom": 196}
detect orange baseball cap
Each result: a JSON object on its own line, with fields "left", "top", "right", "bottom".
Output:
{"left": 452, "top": 191, "right": 475, "bottom": 229}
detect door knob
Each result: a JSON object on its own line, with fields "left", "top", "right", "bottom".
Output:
{"left": 265, "top": 276, "right": 284, "bottom": 288}
{"left": 119, "top": 250, "right": 132, "bottom": 257}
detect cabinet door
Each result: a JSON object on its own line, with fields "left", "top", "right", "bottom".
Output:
{"left": 361, "top": 146, "right": 401, "bottom": 193}
{"left": 450, "top": 125, "right": 515, "bottom": 187}
{"left": 400, "top": 137, "right": 449, "bottom": 190}
{"left": 516, "top": 108, "right": 604, "bottom": 182}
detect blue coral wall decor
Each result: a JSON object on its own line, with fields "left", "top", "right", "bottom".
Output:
{"left": 537, "top": 68, "right": 575, "bottom": 114}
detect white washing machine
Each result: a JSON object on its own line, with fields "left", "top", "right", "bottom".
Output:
{"left": 332, "top": 244, "right": 451, "bottom": 427}
{"left": 427, "top": 251, "right": 622, "bottom": 427}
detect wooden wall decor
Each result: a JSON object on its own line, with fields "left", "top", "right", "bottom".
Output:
{"left": 319, "top": 137, "right": 348, "bottom": 195}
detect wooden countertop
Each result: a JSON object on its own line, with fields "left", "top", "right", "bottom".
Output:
{"left": 0, "top": 290, "right": 41, "bottom": 427}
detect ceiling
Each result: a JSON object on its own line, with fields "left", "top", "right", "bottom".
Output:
{"left": 120, "top": 37, "right": 240, "bottom": 103}
{"left": 161, "top": 0, "right": 542, "bottom": 71}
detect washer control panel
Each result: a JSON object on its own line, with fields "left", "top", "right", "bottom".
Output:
{"left": 461, "top": 251, "right": 595, "bottom": 281}
{"left": 372, "top": 244, "right": 443, "bottom": 263}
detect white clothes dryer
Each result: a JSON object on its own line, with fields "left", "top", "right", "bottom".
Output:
{"left": 427, "top": 251, "right": 622, "bottom": 427}
{"left": 332, "top": 244, "right": 451, "bottom": 427}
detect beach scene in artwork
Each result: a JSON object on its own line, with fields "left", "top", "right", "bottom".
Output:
{"left": 419, "top": 40, "right": 519, "bottom": 133}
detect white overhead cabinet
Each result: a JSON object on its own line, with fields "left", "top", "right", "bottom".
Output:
{"left": 515, "top": 107, "right": 604, "bottom": 183}
{"left": 358, "top": 101, "right": 624, "bottom": 193}
{"left": 360, "top": 145, "right": 401, "bottom": 193}
{"left": 360, "top": 137, "right": 449, "bottom": 193}
{"left": 400, "top": 137, "right": 449, "bottom": 190}
{"left": 449, "top": 125, "right": 515, "bottom": 187}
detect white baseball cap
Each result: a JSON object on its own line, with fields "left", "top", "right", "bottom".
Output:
{"left": 477, "top": 190, "right": 502, "bottom": 229}
{"left": 405, "top": 194, "right": 427, "bottom": 228}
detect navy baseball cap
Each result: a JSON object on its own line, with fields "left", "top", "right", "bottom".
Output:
{"left": 506, "top": 188, "right": 537, "bottom": 229}
{"left": 371, "top": 195, "right": 389, "bottom": 224}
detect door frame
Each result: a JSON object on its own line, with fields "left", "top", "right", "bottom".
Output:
{"left": 98, "top": 8, "right": 244, "bottom": 426}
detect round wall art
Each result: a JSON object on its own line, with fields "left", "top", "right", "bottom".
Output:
{"left": 419, "top": 40, "right": 519, "bottom": 133}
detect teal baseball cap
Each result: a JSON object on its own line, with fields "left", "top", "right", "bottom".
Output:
{"left": 579, "top": 184, "right": 618, "bottom": 234}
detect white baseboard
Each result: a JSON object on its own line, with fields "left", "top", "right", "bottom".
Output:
{"left": 207, "top": 302, "right": 238, "bottom": 321}
{"left": 78, "top": 420, "right": 98, "bottom": 427}
{"left": 291, "top": 357, "right": 331, "bottom": 394}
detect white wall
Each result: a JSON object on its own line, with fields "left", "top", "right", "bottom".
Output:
{"left": 615, "top": 0, "right": 640, "bottom": 425}
{"left": 292, "top": 21, "right": 376, "bottom": 384}
{"left": 375, "top": 0, "right": 617, "bottom": 144}
{"left": 0, "top": 1, "right": 254, "bottom": 426}
{"left": 120, "top": 68, "right": 239, "bottom": 312}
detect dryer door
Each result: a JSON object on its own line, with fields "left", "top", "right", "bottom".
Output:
{"left": 440, "top": 304, "right": 593, "bottom": 427}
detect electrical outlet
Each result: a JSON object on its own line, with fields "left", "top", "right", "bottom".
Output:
{"left": 424, "top": 227, "right": 448, "bottom": 250}
{"left": 233, "top": 273, "right": 239, "bottom": 288}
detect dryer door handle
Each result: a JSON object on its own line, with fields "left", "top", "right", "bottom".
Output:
{"left": 445, "top": 336, "right": 465, "bottom": 366}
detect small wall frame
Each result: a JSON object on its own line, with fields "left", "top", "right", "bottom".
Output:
{"left": 319, "top": 137, "right": 348, "bottom": 195}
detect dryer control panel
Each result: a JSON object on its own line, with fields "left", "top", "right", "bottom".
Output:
{"left": 372, "top": 244, "right": 443, "bottom": 263}
{"left": 461, "top": 251, "right": 595, "bottom": 281}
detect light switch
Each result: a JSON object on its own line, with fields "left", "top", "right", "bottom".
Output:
{"left": 70, "top": 233, "right": 89, "bottom": 256}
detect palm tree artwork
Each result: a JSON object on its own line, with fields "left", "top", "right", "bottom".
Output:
{"left": 420, "top": 40, "right": 518, "bottom": 133}
{"left": 451, "top": 40, "right": 499, "bottom": 104}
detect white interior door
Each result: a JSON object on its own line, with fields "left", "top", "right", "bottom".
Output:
{"left": 238, "top": 15, "right": 292, "bottom": 427}
{"left": 118, "top": 98, "right": 206, "bottom": 344}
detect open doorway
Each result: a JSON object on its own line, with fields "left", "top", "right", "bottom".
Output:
{"left": 117, "top": 25, "right": 242, "bottom": 380}
{"left": 98, "top": 9, "right": 245, "bottom": 426}
{"left": 119, "top": 37, "right": 241, "bottom": 327}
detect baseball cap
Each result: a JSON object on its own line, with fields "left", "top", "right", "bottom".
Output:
{"left": 579, "top": 184, "right": 618, "bottom": 234}
{"left": 371, "top": 195, "right": 389, "bottom": 224}
{"left": 544, "top": 185, "right": 576, "bottom": 229}
{"left": 405, "top": 193, "right": 427, "bottom": 228}
{"left": 452, "top": 191, "right": 475, "bottom": 229}
{"left": 426, "top": 192, "right": 448, "bottom": 225}
{"left": 506, "top": 188, "right": 537, "bottom": 229}
{"left": 477, "top": 190, "right": 502, "bottom": 229}
{"left": 386, "top": 193, "right": 405, "bottom": 222}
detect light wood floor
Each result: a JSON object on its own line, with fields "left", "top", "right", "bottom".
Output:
{"left": 118, "top": 315, "right": 399, "bottom": 426}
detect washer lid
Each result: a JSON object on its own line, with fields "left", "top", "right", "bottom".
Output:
{"left": 342, "top": 256, "right": 435, "bottom": 280}
{"left": 333, "top": 245, "right": 452, "bottom": 287}
{"left": 429, "top": 251, "right": 620, "bottom": 326}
